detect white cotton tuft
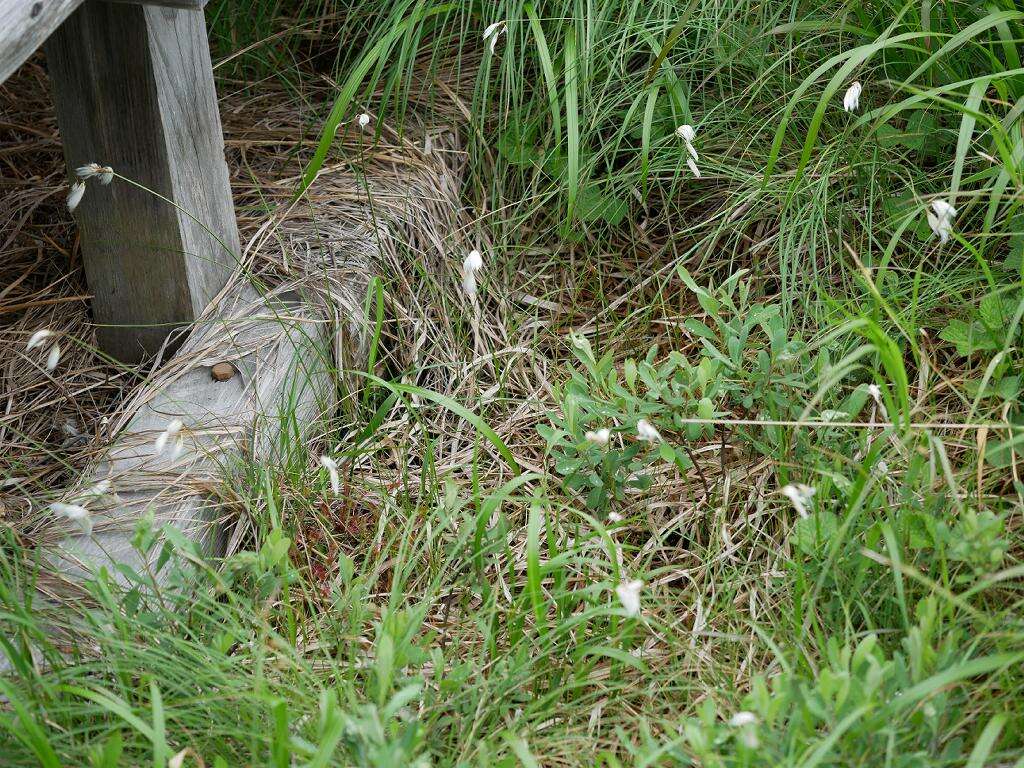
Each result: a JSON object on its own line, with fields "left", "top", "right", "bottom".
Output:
{"left": 67, "top": 182, "right": 86, "bottom": 213}
{"left": 27, "top": 329, "right": 52, "bottom": 351}
{"left": 729, "top": 711, "right": 758, "bottom": 728}
{"left": 615, "top": 578, "right": 644, "bottom": 616}
{"left": 483, "top": 21, "right": 507, "bottom": 54}
{"left": 45, "top": 342, "right": 61, "bottom": 372}
{"left": 926, "top": 199, "right": 957, "bottom": 244}
{"left": 843, "top": 81, "right": 862, "bottom": 112}
{"left": 357, "top": 113, "right": 371, "bottom": 128}
{"left": 462, "top": 250, "right": 484, "bottom": 299}
{"left": 686, "top": 157, "right": 701, "bottom": 178}
{"left": 780, "top": 483, "right": 816, "bottom": 518}
{"left": 155, "top": 418, "right": 184, "bottom": 458}
{"left": 675, "top": 124, "right": 696, "bottom": 143}
{"left": 636, "top": 419, "right": 661, "bottom": 442}
{"left": 319, "top": 455, "right": 341, "bottom": 495}
{"left": 585, "top": 427, "right": 611, "bottom": 446}
{"left": 50, "top": 502, "right": 93, "bottom": 535}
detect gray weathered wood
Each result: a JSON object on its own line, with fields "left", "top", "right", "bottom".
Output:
{"left": 44, "top": 1, "right": 240, "bottom": 362}
{"left": 38, "top": 226, "right": 374, "bottom": 594}
{"left": 0, "top": 0, "right": 84, "bottom": 84}
{"left": 108, "top": 0, "right": 207, "bottom": 8}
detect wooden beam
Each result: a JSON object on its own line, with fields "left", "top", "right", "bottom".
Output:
{"left": 107, "top": 0, "right": 208, "bottom": 8}
{"left": 43, "top": 282, "right": 342, "bottom": 590}
{"left": 0, "top": 0, "right": 84, "bottom": 84}
{"left": 44, "top": 1, "right": 240, "bottom": 362}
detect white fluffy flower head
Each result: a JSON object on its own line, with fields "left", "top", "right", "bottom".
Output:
{"left": 483, "top": 21, "right": 507, "bottom": 53}
{"left": 843, "top": 81, "right": 862, "bottom": 112}
{"left": 462, "top": 249, "right": 484, "bottom": 298}
{"left": 926, "top": 199, "right": 957, "bottom": 243}
{"left": 357, "top": 113, "right": 371, "bottom": 129}
{"left": 615, "top": 578, "right": 644, "bottom": 616}
{"left": 585, "top": 427, "right": 611, "bottom": 446}
{"left": 636, "top": 419, "right": 661, "bottom": 443}
{"left": 319, "top": 455, "right": 340, "bottom": 495}
{"left": 155, "top": 418, "right": 185, "bottom": 459}
{"left": 780, "top": 483, "right": 816, "bottom": 518}
{"left": 67, "top": 182, "right": 86, "bottom": 213}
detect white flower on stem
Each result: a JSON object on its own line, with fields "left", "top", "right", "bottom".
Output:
{"left": 483, "top": 21, "right": 507, "bottom": 54}
{"left": 27, "top": 329, "right": 52, "bottom": 351}
{"left": 76, "top": 163, "right": 114, "bottom": 185}
{"left": 926, "top": 199, "right": 957, "bottom": 244}
{"left": 867, "top": 383, "right": 882, "bottom": 405}
{"left": 676, "top": 125, "right": 701, "bottom": 176}
{"left": 357, "top": 113, "right": 371, "bottom": 129}
{"left": 155, "top": 418, "right": 184, "bottom": 459}
{"left": 728, "top": 711, "right": 760, "bottom": 748}
{"left": 675, "top": 124, "right": 696, "bottom": 143}
{"left": 319, "top": 455, "right": 340, "bottom": 495}
{"left": 636, "top": 419, "right": 661, "bottom": 442}
{"left": 45, "top": 342, "right": 61, "bottom": 372}
{"left": 27, "top": 329, "right": 61, "bottom": 372}
{"left": 462, "top": 249, "right": 484, "bottom": 299}
{"left": 50, "top": 502, "right": 92, "bottom": 535}
{"left": 615, "top": 578, "right": 644, "bottom": 617}
{"left": 67, "top": 182, "right": 86, "bottom": 213}
{"left": 780, "top": 483, "right": 816, "bottom": 518}
{"left": 729, "top": 711, "right": 758, "bottom": 728}
{"left": 585, "top": 427, "right": 611, "bottom": 446}
{"left": 842, "top": 81, "right": 862, "bottom": 112}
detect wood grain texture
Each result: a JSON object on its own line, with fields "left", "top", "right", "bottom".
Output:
{"left": 44, "top": 1, "right": 240, "bottom": 362}
{"left": 108, "top": 0, "right": 207, "bottom": 7}
{"left": 44, "top": 284, "right": 338, "bottom": 588}
{"left": 0, "top": 0, "right": 84, "bottom": 84}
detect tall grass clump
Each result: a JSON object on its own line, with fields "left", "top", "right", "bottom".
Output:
{"left": 2, "top": 0, "right": 1023, "bottom": 765}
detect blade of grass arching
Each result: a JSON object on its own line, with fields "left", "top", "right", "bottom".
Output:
{"left": 361, "top": 374, "right": 521, "bottom": 475}
{"left": 642, "top": 0, "right": 702, "bottom": 87}
{"left": 763, "top": 28, "right": 918, "bottom": 185}
{"left": 295, "top": 1, "right": 454, "bottom": 197}
{"left": 474, "top": 473, "right": 540, "bottom": 574}
{"left": 894, "top": 652, "right": 1024, "bottom": 712}
{"left": 150, "top": 681, "right": 168, "bottom": 768}
{"left": 525, "top": 3, "right": 561, "bottom": 144}
{"left": 903, "top": 10, "right": 1024, "bottom": 85}
{"left": 526, "top": 501, "right": 547, "bottom": 635}
{"left": 0, "top": 680, "right": 60, "bottom": 768}
{"left": 965, "top": 713, "right": 1008, "bottom": 768}
{"left": 565, "top": 27, "right": 579, "bottom": 220}
{"left": 640, "top": 84, "right": 660, "bottom": 193}
{"left": 950, "top": 79, "right": 989, "bottom": 197}
{"left": 361, "top": 277, "right": 385, "bottom": 411}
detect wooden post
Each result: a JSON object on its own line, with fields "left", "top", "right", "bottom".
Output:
{"left": 43, "top": 0, "right": 239, "bottom": 362}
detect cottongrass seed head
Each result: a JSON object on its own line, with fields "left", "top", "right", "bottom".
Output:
{"left": 843, "top": 81, "right": 862, "bottom": 112}
{"left": 927, "top": 198, "right": 957, "bottom": 243}
{"left": 483, "top": 21, "right": 506, "bottom": 53}
{"left": 357, "top": 113, "right": 371, "bottom": 129}
{"left": 155, "top": 418, "right": 185, "bottom": 459}
{"left": 615, "top": 578, "right": 644, "bottom": 617}
{"left": 27, "top": 328, "right": 61, "bottom": 372}
{"left": 50, "top": 502, "right": 92, "bottom": 536}
{"left": 780, "top": 483, "right": 816, "bottom": 518}
{"left": 636, "top": 419, "right": 661, "bottom": 442}
{"left": 462, "top": 249, "right": 484, "bottom": 298}
{"left": 585, "top": 427, "right": 611, "bottom": 446}
{"left": 67, "top": 182, "right": 86, "bottom": 212}
{"left": 319, "top": 455, "right": 340, "bottom": 495}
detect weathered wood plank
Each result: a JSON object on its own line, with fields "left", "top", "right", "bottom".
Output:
{"left": 0, "top": 0, "right": 84, "bottom": 84}
{"left": 44, "top": 1, "right": 240, "bottom": 362}
{"left": 39, "top": 229, "right": 373, "bottom": 593}
{"left": 108, "top": 0, "right": 207, "bottom": 7}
